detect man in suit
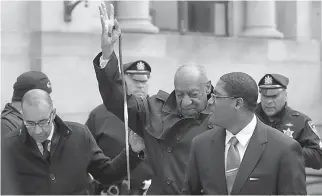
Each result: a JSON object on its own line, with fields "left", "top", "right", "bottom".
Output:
{"left": 1, "top": 71, "right": 53, "bottom": 195}
{"left": 182, "top": 72, "right": 307, "bottom": 195}
{"left": 3, "top": 89, "right": 145, "bottom": 194}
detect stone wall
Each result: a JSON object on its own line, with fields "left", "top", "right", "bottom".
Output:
{"left": 36, "top": 32, "right": 322, "bottom": 126}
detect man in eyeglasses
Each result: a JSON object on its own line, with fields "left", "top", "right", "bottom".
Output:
{"left": 2, "top": 89, "right": 145, "bottom": 194}
{"left": 255, "top": 74, "right": 322, "bottom": 170}
{"left": 1, "top": 71, "right": 52, "bottom": 194}
{"left": 182, "top": 72, "right": 306, "bottom": 195}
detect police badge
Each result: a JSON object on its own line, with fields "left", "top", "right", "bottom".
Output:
{"left": 264, "top": 75, "right": 273, "bottom": 85}
{"left": 136, "top": 61, "right": 145, "bottom": 71}
{"left": 283, "top": 128, "right": 294, "bottom": 138}
{"left": 47, "top": 81, "right": 52, "bottom": 89}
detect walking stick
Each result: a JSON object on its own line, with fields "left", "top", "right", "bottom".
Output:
{"left": 118, "top": 34, "right": 131, "bottom": 193}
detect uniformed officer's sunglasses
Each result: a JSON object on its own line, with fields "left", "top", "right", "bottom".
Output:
{"left": 24, "top": 110, "right": 54, "bottom": 128}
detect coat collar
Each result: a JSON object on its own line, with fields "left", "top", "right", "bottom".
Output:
{"left": 19, "top": 115, "right": 72, "bottom": 144}
{"left": 161, "top": 86, "right": 214, "bottom": 118}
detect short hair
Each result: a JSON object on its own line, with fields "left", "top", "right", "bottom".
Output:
{"left": 220, "top": 72, "right": 258, "bottom": 112}
{"left": 174, "top": 63, "right": 208, "bottom": 84}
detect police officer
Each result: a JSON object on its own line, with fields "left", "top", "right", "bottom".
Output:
{"left": 1, "top": 71, "right": 52, "bottom": 139}
{"left": 86, "top": 60, "right": 153, "bottom": 195}
{"left": 255, "top": 73, "right": 322, "bottom": 170}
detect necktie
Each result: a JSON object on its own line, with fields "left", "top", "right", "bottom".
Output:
{"left": 226, "top": 136, "right": 240, "bottom": 194}
{"left": 42, "top": 140, "right": 50, "bottom": 161}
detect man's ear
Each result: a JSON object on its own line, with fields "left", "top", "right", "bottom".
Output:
{"left": 283, "top": 90, "right": 288, "bottom": 102}
{"left": 235, "top": 98, "right": 244, "bottom": 110}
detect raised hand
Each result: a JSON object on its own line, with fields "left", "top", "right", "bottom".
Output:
{"left": 98, "top": 1, "right": 121, "bottom": 59}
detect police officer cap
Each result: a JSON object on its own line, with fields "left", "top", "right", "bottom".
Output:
{"left": 258, "top": 74, "right": 289, "bottom": 96}
{"left": 12, "top": 71, "right": 52, "bottom": 102}
{"left": 124, "top": 60, "right": 151, "bottom": 81}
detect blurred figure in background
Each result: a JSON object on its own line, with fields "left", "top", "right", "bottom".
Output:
{"left": 86, "top": 60, "right": 153, "bottom": 195}
{"left": 255, "top": 74, "right": 322, "bottom": 170}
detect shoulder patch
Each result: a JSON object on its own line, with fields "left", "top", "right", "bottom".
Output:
{"left": 308, "top": 120, "right": 320, "bottom": 138}
{"left": 156, "top": 90, "right": 169, "bottom": 102}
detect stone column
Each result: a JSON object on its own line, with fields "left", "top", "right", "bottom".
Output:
{"left": 320, "top": 1, "right": 322, "bottom": 62}
{"left": 28, "top": 1, "right": 42, "bottom": 71}
{"left": 116, "top": 1, "right": 159, "bottom": 33}
{"left": 241, "top": 1, "right": 283, "bottom": 38}
{"left": 295, "top": 0, "right": 312, "bottom": 42}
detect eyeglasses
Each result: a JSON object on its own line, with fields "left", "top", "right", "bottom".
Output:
{"left": 210, "top": 93, "right": 238, "bottom": 100}
{"left": 24, "top": 111, "right": 54, "bottom": 128}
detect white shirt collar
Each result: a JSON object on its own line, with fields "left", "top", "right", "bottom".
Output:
{"left": 225, "top": 115, "right": 257, "bottom": 147}
{"left": 47, "top": 123, "right": 54, "bottom": 141}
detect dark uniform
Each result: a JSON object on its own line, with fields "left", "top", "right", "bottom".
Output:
{"left": 1, "top": 71, "right": 52, "bottom": 138}
{"left": 3, "top": 115, "right": 142, "bottom": 194}
{"left": 1, "top": 103, "right": 23, "bottom": 138}
{"left": 255, "top": 74, "right": 322, "bottom": 170}
{"left": 86, "top": 61, "right": 153, "bottom": 195}
{"left": 93, "top": 52, "right": 214, "bottom": 194}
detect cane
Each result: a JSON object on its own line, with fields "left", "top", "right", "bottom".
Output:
{"left": 118, "top": 34, "right": 131, "bottom": 193}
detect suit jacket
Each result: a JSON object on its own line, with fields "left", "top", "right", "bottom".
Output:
{"left": 182, "top": 119, "right": 307, "bottom": 195}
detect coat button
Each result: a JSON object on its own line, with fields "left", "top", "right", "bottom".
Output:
{"left": 176, "top": 135, "right": 182, "bottom": 141}
{"left": 50, "top": 174, "right": 56, "bottom": 181}
{"left": 167, "top": 147, "right": 172, "bottom": 153}
{"left": 166, "top": 178, "right": 172, "bottom": 185}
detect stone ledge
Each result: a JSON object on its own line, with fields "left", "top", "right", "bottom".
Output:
{"left": 39, "top": 31, "right": 321, "bottom": 63}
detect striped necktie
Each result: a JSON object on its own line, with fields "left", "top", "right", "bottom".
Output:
{"left": 226, "top": 136, "right": 240, "bottom": 194}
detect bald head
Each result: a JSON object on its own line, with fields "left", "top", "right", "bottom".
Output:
{"left": 22, "top": 89, "right": 53, "bottom": 111}
{"left": 21, "top": 89, "right": 55, "bottom": 144}
{"left": 174, "top": 63, "right": 208, "bottom": 86}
